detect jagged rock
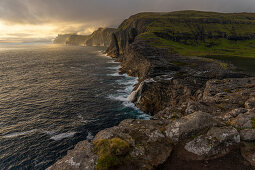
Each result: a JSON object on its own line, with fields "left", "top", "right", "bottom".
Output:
{"left": 240, "top": 129, "right": 255, "bottom": 141}
{"left": 47, "top": 140, "right": 97, "bottom": 170}
{"left": 184, "top": 127, "right": 240, "bottom": 160}
{"left": 93, "top": 119, "right": 173, "bottom": 169}
{"left": 165, "top": 111, "right": 217, "bottom": 142}
{"left": 241, "top": 142, "right": 255, "bottom": 167}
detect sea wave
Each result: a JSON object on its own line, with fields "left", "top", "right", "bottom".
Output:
{"left": 106, "top": 61, "right": 151, "bottom": 120}
{"left": 50, "top": 132, "right": 77, "bottom": 141}
{"left": 3, "top": 129, "right": 38, "bottom": 138}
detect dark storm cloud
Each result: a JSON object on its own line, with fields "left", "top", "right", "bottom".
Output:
{"left": 0, "top": 0, "right": 255, "bottom": 26}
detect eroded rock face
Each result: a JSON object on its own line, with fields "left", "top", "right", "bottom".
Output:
{"left": 184, "top": 127, "right": 240, "bottom": 160}
{"left": 165, "top": 112, "right": 217, "bottom": 142}
{"left": 47, "top": 140, "right": 97, "bottom": 170}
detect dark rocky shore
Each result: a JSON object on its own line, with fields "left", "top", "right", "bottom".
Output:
{"left": 49, "top": 11, "right": 255, "bottom": 169}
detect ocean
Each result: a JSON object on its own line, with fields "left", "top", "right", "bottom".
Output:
{"left": 0, "top": 44, "right": 149, "bottom": 169}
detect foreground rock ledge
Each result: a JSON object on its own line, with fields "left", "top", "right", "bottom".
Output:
{"left": 48, "top": 106, "right": 255, "bottom": 169}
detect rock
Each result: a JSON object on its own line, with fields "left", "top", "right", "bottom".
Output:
{"left": 184, "top": 127, "right": 240, "bottom": 160}
{"left": 241, "top": 142, "right": 255, "bottom": 167}
{"left": 165, "top": 111, "right": 217, "bottom": 142}
{"left": 245, "top": 98, "right": 255, "bottom": 109}
{"left": 220, "top": 108, "right": 247, "bottom": 121}
{"left": 47, "top": 140, "right": 97, "bottom": 170}
{"left": 240, "top": 129, "right": 255, "bottom": 141}
{"left": 93, "top": 119, "right": 173, "bottom": 169}
{"left": 231, "top": 114, "right": 253, "bottom": 129}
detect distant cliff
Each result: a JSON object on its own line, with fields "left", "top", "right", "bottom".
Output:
{"left": 85, "top": 28, "right": 116, "bottom": 47}
{"left": 53, "top": 34, "right": 73, "bottom": 44}
{"left": 53, "top": 28, "right": 116, "bottom": 47}
{"left": 66, "top": 34, "right": 90, "bottom": 46}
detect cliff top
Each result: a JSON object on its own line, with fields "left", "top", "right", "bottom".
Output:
{"left": 111, "top": 10, "right": 255, "bottom": 75}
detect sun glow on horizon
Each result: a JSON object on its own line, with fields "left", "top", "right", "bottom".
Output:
{"left": 0, "top": 21, "right": 96, "bottom": 44}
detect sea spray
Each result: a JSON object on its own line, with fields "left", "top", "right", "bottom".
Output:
{"left": 106, "top": 59, "right": 150, "bottom": 120}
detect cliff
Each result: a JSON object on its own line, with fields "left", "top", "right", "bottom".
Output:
{"left": 86, "top": 28, "right": 116, "bottom": 47}
{"left": 66, "top": 34, "right": 90, "bottom": 46}
{"left": 53, "top": 34, "right": 73, "bottom": 44}
{"left": 49, "top": 11, "right": 255, "bottom": 170}
{"left": 53, "top": 28, "right": 116, "bottom": 47}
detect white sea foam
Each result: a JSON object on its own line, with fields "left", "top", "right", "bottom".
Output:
{"left": 50, "top": 132, "right": 77, "bottom": 141}
{"left": 97, "top": 51, "right": 111, "bottom": 58}
{"left": 107, "top": 60, "right": 120, "bottom": 64}
{"left": 107, "top": 73, "right": 122, "bottom": 77}
{"left": 106, "top": 61, "right": 150, "bottom": 120}
{"left": 86, "top": 131, "right": 94, "bottom": 141}
{"left": 3, "top": 129, "right": 37, "bottom": 138}
{"left": 127, "top": 82, "right": 144, "bottom": 102}
{"left": 41, "top": 130, "right": 57, "bottom": 136}
{"left": 107, "top": 66, "right": 121, "bottom": 70}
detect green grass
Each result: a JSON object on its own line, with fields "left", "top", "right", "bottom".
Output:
{"left": 118, "top": 11, "right": 255, "bottom": 74}
{"left": 139, "top": 32, "right": 255, "bottom": 58}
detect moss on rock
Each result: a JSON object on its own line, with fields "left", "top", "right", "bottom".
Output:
{"left": 94, "top": 138, "right": 130, "bottom": 170}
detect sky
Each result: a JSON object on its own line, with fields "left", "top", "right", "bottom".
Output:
{"left": 0, "top": 0, "right": 255, "bottom": 43}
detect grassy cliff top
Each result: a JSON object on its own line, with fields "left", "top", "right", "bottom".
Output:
{"left": 119, "top": 10, "right": 255, "bottom": 57}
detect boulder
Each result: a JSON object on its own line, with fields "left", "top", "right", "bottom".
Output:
{"left": 184, "top": 127, "right": 240, "bottom": 160}
{"left": 93, "top": 119, "right": 173, "bottom": 169}
{"left": 165, "top": 111, "right": 217, "bottom": 142}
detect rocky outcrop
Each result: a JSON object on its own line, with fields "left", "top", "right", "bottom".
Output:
{"left": 50, "top": 11, "right": 255, "bottom": 169}
{"left": 184, "top": 127, "right": 240, "bottom": 160}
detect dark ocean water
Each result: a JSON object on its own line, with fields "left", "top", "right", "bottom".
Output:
{"left": 0, "top": 45, "right": 149, "bottom": 169}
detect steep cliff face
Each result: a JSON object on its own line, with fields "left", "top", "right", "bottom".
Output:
{"left": 106, "top": 10, "right": 255, "bottom": 114}
{"left": 53, "top": 34, "right": 73, "bottom": 44}
{"left": 65, "top": 34, "right": 90, "bottom": 46}
{"left": 85, "top": 28, "right": 116, "bottom": 47}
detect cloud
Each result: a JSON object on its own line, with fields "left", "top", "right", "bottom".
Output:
{"left": 0, "top": 0, "right": 254, "bottom": 42}
{"left": 1, "top": 0, "right": 255, "bottom": 25}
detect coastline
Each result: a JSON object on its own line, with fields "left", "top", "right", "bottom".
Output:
{"left": 49, "top": 11, "right": 255, "bottom": 170}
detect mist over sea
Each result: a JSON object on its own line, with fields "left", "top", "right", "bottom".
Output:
{"left": 0, "top": 45, "right": 149, "bottom": 169}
